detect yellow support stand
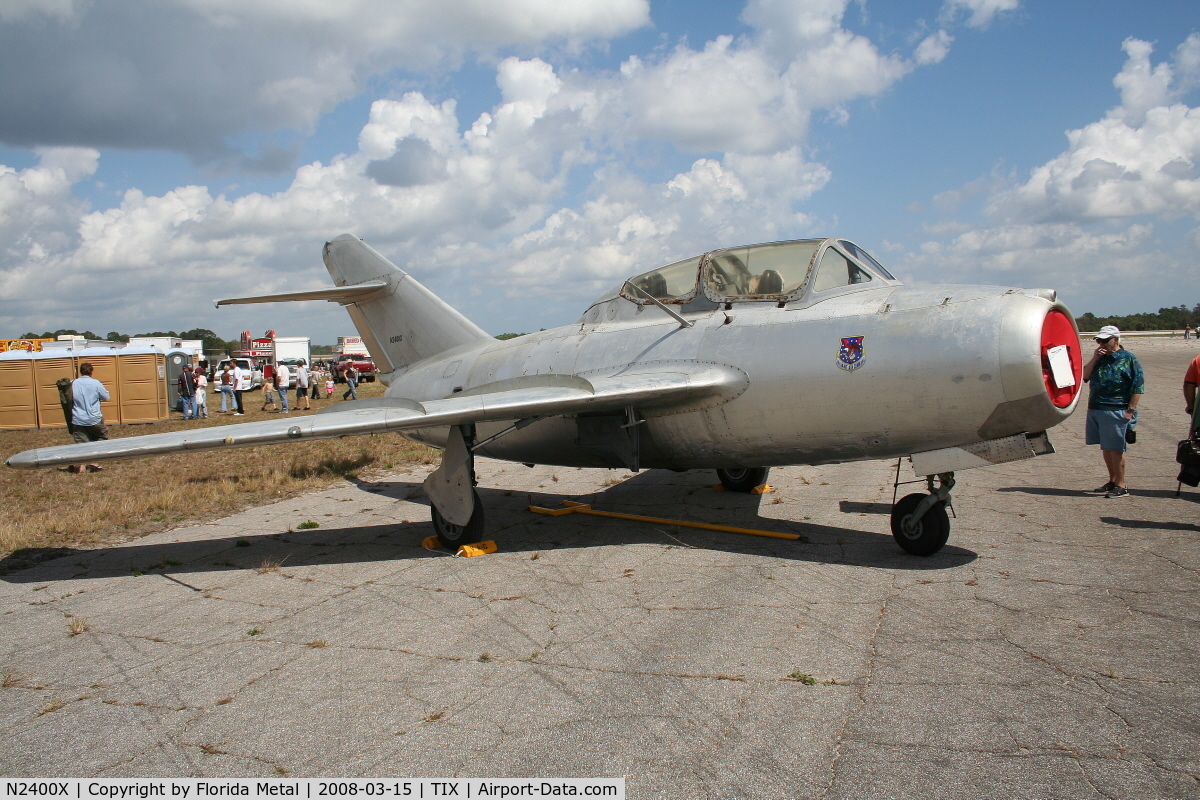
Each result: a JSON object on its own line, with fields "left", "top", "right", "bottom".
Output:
{"left": 527, "top": 500, "right": 800, "bottom": 541}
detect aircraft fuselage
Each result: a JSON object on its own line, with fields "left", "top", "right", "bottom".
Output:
{"left": 390, "top": 282, "right": 1074, "bottom": 471}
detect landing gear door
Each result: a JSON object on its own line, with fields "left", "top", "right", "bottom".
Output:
{"left": 576, "top": 412, "right": 640, "bottom": 471}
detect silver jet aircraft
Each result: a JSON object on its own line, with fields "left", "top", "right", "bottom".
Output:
{"left": 8, "top": 235, "right": 1085, "bottom": 556}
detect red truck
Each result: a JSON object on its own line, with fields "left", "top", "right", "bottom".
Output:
{"left": 331, "top": 353, "right": 377, "bottom": 383}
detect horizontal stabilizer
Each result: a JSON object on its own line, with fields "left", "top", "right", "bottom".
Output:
{"left": 7, "top": 364, "right": 746, "bottom": 469}
{"left": 214, "top": 283, "right": 387, "bottom": 308}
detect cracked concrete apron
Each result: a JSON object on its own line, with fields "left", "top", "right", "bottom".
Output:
{"left": 2, "top": 339, "right": 1198, "bottom": 799}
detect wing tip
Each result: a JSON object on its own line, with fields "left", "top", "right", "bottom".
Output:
{"left": 6, "top": 451, "right": 37, "bottom": 469}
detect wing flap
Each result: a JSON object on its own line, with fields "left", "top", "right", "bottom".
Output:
{"left": 6, "top": 364, "right": 746, "bottom": 469}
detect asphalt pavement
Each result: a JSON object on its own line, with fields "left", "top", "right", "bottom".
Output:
{"left": 1, "top": 337, "right": 1198, "bottom": 799}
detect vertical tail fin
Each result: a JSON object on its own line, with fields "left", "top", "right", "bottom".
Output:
{"left": 323, "top": 234, "right": 491, "bottom": 374}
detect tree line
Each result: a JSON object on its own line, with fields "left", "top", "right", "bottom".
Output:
{"left": 1075, "top": 303, "right": 1200, "bottom": 332}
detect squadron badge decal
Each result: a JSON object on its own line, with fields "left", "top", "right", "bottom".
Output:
{"left": 837, "top": 336, "right": 865, "bottom": 372}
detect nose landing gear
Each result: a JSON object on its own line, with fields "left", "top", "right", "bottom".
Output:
{"left": 891, "top": 472, "right": 955, "bottom": 556}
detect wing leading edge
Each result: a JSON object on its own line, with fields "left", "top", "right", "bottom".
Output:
{"left": 6, "top": 363, "right": 747, "bottom": 469}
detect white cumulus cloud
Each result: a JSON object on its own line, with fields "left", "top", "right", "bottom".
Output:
{"left": 899, "top": 35, "right": 1200, "bottom": 315}
{"left": 0, "top": 0, "right": 650, "bottom": 162}
{"left": 989, "top": 35, "right": 1200, "bottom": 223}
{"left": 0, "top": 1, "right": 953, "bottom": 337}
{"left": 939, "top": 0, "right": 1021, "bottom": 30}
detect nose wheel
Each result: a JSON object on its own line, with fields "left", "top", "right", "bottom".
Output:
{"left": 891, "top": 472, "right": 954, "bottom": 556}
{"left": 432, "top": 489, "right": 486, "bottom": 548}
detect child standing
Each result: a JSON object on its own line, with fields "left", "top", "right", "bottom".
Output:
{"left": 194, "top": 367, "right": 208, "bottom": 418}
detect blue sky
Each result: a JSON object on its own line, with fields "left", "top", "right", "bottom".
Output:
{"left": 0, "top": 0, "right": 1197, "bottom": 345}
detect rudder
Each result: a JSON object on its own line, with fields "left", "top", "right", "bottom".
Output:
{"left": 323, "top": 234, "right": 491, "bottom": 375}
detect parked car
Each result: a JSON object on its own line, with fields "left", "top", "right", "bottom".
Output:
{"left": 332, "top": 354, "right": 376, "bottom": 383}
{"left": 215, "top": 358, "right": 262, "bottom": 391}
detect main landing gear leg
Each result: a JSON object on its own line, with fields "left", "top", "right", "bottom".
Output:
{"left": 891, "top": 472, "right": 955, "bottom": 556}
{"left": 423, "top": 425, "right": 485, "bottom": 548}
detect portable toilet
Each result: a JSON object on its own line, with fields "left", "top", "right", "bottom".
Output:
{"left": 165, "top": 349, "right": 194, "bottom": 412}
{"left": 32, "top": 351, "right": 77, "bottom": 429}
{"left": 116, "top": 347, "right": 168, "bottom": 424}
{"left": 0, "top": 351, "right": 37, "bottom": 430}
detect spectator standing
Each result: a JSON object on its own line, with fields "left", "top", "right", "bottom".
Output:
{"left": 232, "top": 362, "right": 246, "bottom": 415}
{"left": 1185, "top": 353, "right": 1200, "bottom": 432}
{"left": 194, "top": 366, "right": 208, "bottom": 418}
{"left": 219, "top": 365, "right": 234, "bottom": 412}
{"left": 325, "top": 373, "right": 335, "bottom": 398}
{"left": 1082, "top": 326, "right": 1144, "bottom": 498}
{"left": 343, "top": 364, "right": 358, "bottom": 400}
{"left": 276, "top": 362, "right": 291, "bottom": 413}
{"left": 70, "top": 362, "right": 109, "bottom": 473}
{"left": 178, "top": 364, "right": 198, "bottom": 420}
{"left": 295, "top": 360, "right": 311, "bottom": 410}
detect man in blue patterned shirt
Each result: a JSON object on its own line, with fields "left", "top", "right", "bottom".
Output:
{"left": 1082, "top": 325, "right": 1144, "bottom": 498}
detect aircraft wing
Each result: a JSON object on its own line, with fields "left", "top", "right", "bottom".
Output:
{"left": 6, "top": 363, "right": 746, "bottom": 469}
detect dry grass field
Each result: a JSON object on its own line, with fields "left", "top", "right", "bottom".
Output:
{"left": 0, "top": 380, "right": 437, "bottom": 569}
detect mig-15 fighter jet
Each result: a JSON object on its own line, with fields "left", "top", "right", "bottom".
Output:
{"left": 8, "top": 234, "right": 1084, "bottom": 556}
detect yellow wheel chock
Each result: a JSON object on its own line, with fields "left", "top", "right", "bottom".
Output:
{"left": 711, "top": 483, "right": 773, "bottom": 494}
{"left": 422, "top": 536, "right": 498, "bottom": 557}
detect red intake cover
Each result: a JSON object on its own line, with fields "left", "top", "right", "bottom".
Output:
{"left": 1041, "top": 309, "right": 1082, "bottom": 408}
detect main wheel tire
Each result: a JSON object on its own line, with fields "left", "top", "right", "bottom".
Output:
{"left": 890, "top": 493, "right": 950, "bottom": 556}
{"left": 716, "top": 467, "right": 769, "bottom": 493}
{"left": 432, "top": 490, "right": 486, "bottom": 549}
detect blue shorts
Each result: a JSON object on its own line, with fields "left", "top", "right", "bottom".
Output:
{"left": 1086, "top": 408, "right": 1133, "bottom": 452}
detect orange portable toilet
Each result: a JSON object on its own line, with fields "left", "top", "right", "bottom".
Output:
{"left": 116, "top": 347, "right": 168, "bottom": 424}
{"left": 0, "top": 351, "right": 37, "bottom": 430}
{"left": 32, "top": 353, "right": 77, "bottom": 429}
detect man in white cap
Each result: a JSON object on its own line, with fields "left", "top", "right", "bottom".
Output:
{"left": 1082, "top": 325, "right": 1144, "bottom": 497}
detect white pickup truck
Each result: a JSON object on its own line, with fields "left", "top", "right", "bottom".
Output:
{"left": 215, "top": 358, "right": 262, "bottom": 391}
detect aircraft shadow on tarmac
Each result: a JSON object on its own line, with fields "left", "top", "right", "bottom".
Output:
{"left": 998, "top": 485, "right": 1200, "bottom": 501}
{"left": 0, "top": 469, "right": 976, "bottom": 582}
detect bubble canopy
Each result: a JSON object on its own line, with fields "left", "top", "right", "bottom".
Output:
{"left": 621, "top": 238, "right": 896, "bottom": 305}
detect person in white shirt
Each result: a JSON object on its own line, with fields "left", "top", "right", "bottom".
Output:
{"left": 275, "top": 362, "right": 291, "bottom": 413}
{"left": 232, "top": 362, "right": 245, "bottom": 415}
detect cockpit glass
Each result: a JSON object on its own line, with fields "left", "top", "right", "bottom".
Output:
{"left": 626, "top": 256, "right": 702, "bottom": 302}
{"left": 812, "top": 247, "right": 874, "bottom": 293}
{"left": 838, "top": 240, "right": 895, "bottom": 280}
{"left": 703, "top": 240, "right": 821, "bottom": 298}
